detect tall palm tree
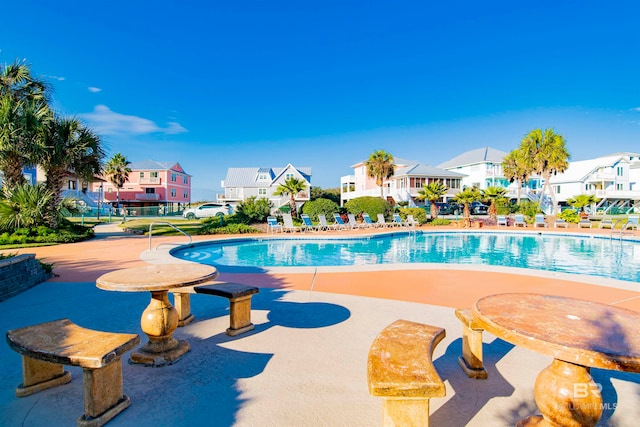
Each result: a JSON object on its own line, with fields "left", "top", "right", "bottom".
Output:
{"left": 274, "top": 176, "right": 307, "bottom": 218}
{"left": 38, "top": 116, "right": 104, "bottom": 226}
{"left": 520, "top": 128, "right": 570, "bottom": 215}
{"left": 482, "top": 186, "right": 507, "bottom": 222}
{"left": 417, "top": 182, "right": 448, "bottom": 219}
{"left": 104, "top": 153, "right": 131, "bottom": 210}
{"left": 0, "top": 61, "right": 51, "bottom": 191}
{"left": 365, "top": 150, "right": 395, "bottom": 199}
{"left": 452, "top": 187, "right": 482, "bottom": 221}
{"left": 502, "top": 148, "right": 530, "bottom": 204}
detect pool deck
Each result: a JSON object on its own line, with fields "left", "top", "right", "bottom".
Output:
{"left": 2, "top": 222, "right": 640, "bottom": 426}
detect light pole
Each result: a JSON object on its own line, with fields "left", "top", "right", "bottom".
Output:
{"left": 97, "top": 184, "right": 103, "bottom": 220}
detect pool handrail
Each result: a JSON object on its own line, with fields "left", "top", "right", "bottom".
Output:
{"left": 148, "top": 222, "right": 192, "bottom": 250}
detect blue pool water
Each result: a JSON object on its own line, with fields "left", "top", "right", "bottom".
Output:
{"left": 171, "top": 232, "right": 640, "bottom": 283}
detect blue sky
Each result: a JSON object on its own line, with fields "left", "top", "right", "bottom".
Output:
{"left": 2, "top": 1, "right": 639, "bottom": 201}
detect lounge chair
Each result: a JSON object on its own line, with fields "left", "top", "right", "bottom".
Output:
{"left": 347, "top": 213, "right": 364, "bottom": 229}
{"left": 514, "top": 214, "right": 526, "bottom": 228}
{"left": 599, "top": 217, "right": 614, "bottom": 229}
{"left": 497, "top": 215, "right": 508, "bottom": 227}
{"left": 578, "top": 216, "right": 592, "bottom": 229}
{"left": 300, "top": 214, "right": 317, "bottom": 232}
{"left": 406, "top": 214, "right": 418, "bottom": 227}
{"left": 362, "top": 213, "right": 376, "bottom": 228}
{"left": 377, "top": 213, "right": 392, "bottom": 228}
{"left": 267, "top": 216, "right": 283, "bottom": 233}
{"left": 533, "top": 214, "right": 547, "bottom": 228}
{"left": 393, "top": 214, "right": 409, "bottom": 227}
{"left": 332, "top": 213, "right": 348, "bottom": 230}
{"left": 554, "top": 219, "right": 568, "bottom": 228}
{"left": 282, "top": 213, "right": 303, "bottom": 233}
{"left": 317, "top": 214, "right": 332, "bottom": 231}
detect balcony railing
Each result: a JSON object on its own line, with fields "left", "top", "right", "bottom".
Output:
{"left": 139, "top": 177, "right": 161, "bottom": 185}
{"left": 135, "top": 193, "right": 161, "bottom": 200}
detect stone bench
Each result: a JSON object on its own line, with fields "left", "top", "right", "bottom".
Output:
{"left": 6, "top": 318, "right": 140, "bottom": 427}
{"left": 455, "top": 308, "right": 487, "bottom": 379}
{"left": 367, "top": 319, "right": 446, "bottom": 427}
{"left": 173, "top": 282, "right": 259, "bottom": 336}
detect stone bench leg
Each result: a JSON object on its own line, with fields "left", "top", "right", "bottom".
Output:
{"left": 456, "top": 309, "right": 487, "bottom": 379}
{"left": 16, "top": 355, "right": 72, "bottom": 397}
{"left": 227, "top": 295, "right": 255, "bottom": 336}
{"left": 79, "top": 358, "right": 130, "bottom": 427}
{"left": 382, "top": 398, "right": 431, "bottom": 427}
{"left": 172, "top": 292, "right": 194, "bottom": 327}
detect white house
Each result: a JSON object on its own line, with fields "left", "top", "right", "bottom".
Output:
{"left": 549, "top": 152, "right": 640, "bottom": 213}
{"left": 340, "top": 157, "right": 464, "bottom": 206}
{"left": 219, "top": 164, "right": 311, "bottom": 211}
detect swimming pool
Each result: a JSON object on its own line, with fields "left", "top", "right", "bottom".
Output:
{"left": 171, "top": 231, "right": 640, "bottom": 283}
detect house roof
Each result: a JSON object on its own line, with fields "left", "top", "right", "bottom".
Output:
{"left": 129, "top": 160, "right": 188, "bottom": 175}
{"left": 224, "top": 165, "right": 312, "bottom": 187}
{"left": 438, "top": 147, "right": 508, "bottom": 169}
{"left": 549, "top": 154, "right": 630, "bottom": 184}
{"left": 395, "top": 164, "right": 465, "bottom": 178}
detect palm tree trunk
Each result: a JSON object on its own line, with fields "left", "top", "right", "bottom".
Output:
{"left": 289, "top": 195, "right": 297, "bottom": 217}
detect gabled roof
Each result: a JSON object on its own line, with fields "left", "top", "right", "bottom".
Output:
{"left": 438, "top": 147, "right": 508, "bottom": 169}
{"left": 550, "top": 154, "right": 630, "bottom": 184}
{"left": 224, "top": 165, "right": 312, "bottom": 187}
{"left": 395, "top": 163, "right": 465, "bottom": 178}
{"left": 129, "top": 160, "right": 188, "bottom": 174}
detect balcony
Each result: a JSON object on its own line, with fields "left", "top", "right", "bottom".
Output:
{"left": 135, "top": 193, "right": 161, "bottom": 201}
{"left": 139, "top": 177, "right": 161, "bottom": 185}
{"left": 587, "top": 172, "right": 616, "bottom": 182}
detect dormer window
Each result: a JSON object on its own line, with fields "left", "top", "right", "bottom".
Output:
{"left": 258, "top": 173, "right": 268, "bottom": 180}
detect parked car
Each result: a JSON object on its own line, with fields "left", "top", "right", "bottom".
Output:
{"left": 469, "top": 202, "right": 489, "bottom": 215}
{"left": 434, "top": 202, "right": 454, "bottom": 215}
{"left": 182, "top": 203, "right": 233, "bottom": 219}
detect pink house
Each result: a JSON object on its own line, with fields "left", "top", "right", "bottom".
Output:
{"left": 91, "top": 160, "right": 191, "bottom": 214}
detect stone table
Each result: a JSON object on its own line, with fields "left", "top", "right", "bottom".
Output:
{"left": 96, "top": 263, "right": 218, "bottom": 367}
{"left": 473, "top": 293, "right": 640, "bottom": 427}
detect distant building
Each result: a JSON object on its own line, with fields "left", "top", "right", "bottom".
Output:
{"left": 219, "top": 163, "right": 311, "bottom": 211}
{"left": 90, "top": 160, "right": 191, "bottom": 214}
{"left": 340, "top": 157, "right": 464, "bottom": 206}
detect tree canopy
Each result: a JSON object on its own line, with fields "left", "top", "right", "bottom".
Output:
{"left": 365, "top": 150, "right": 395, "bottom": 199}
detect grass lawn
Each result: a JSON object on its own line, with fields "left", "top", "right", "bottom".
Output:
{"left": 119, "top": 218, "right": 203, "bottom": 235}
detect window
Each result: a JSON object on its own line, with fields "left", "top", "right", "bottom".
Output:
{"left": 617, "top": 184, "right": 623, "bottom": 191}
{"left": 258, "top": 173, "right": 268, "bottom": 180}
{"left": 145, "top": 188, "right": 155, "bottom": 194}
{"left": 258, "top": 188, "right": 267, "bottom": 195}
{"left": 68, "top": 180, "right": 76, "bottom": 190}
{"left": 170, "top": 188, "right": 176, "bottom": 197}
{"left": 150, "top": 171, "right": 159, "bottom": 178}
{"left": 285, "top": 173, "right": 294, "bottom": 180}
{"left": 171, "top": 173, "right": 177, "bottom": 182}
{"left": 183, "top": 176, "right": 188, "bottom": 184}
{"left": 139, "top": 172, "right": 144, "bottom": 178}
{"left": 107, "top": 188, "right": 112, "bottom": 193}
{"left": 183, "top": 190, "right": 188, "bottom": 198}
{"left": 555, "top": 185, "right": 561, "bottom": 194}
{"left": 617, "top": 166, "right": 624, "bottom": 176}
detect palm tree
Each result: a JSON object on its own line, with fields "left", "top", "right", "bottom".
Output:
{"left": 104, "top": 153, "right": 131, "bottom": 210}
{"left": 0, "top": 183, "right": 55, "bottom": 231}
{"left": 520, "top": 128, "right": 570, "bottom": 215}
{"left": 365, "top": 150, "right": 395, "bottom": 199}
{"left": 417, "top": 182, "right": 448, "bottom": 219}
{"left": 452, "top": 187, "right": 482, "bottom": 221}
{"left": 567, "top": 194, "right": 599, "bottom": 214}
{"left": 38, "top": 116, "right": 104, "bottom": 226}
{"left": 502, "top": 148, "right": 530, "bottom": 204}
{"left": 482, "top": 186, "right": 507, "bottom": 222}
{"left": 0, "top": 59, "right": 50, "bottom": 102}
{"left": 274, "top": 176, "right": 307, "bottom": 218}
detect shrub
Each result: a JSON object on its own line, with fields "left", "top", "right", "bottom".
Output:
{"left": 516, "top": 201, "right": 540, "bottom": 218}
{"left": 429, "top": 218, "right": 451, "bottom": 226}
{"left": 558, "top": 209, "right": 580, "bottom": 223}
{"left": 234, "top": 197, "right": 273, "bottom": 224}
{"left": 197, "top": 222, "right": 260, "bottom": 235}
{"left": 344, "top": 197, "right": 393, "bottom": 219}
{"left": 301, "top": 198, "right": 340, "bottom": 221}
{"left": 397, "top": 207, "right": 427, "bottom": 224}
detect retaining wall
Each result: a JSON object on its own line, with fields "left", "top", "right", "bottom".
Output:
{"left": 0, "top": 254, "right": 51, "bottom": 302}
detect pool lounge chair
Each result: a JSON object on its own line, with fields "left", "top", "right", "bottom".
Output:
{"left": 362, "top": 213, "right": 376, "bottom": 228}
{"left": 514, "top": 214, "right": 526, "bottom": 228}
{"left": 406, "top": 214, "right": 418, "bottom": 227}
{"left": 497, "top": 215, "right": 508, "bottom": 226}
{"left": 332, "top": 213, "right": 349, "bottom": 230}
{"left": 533, "top": 214, "right": 547, "bottom": 228}
{"left": 317, "top": 214, "right": 332, "bottom": 231}
{"left": 599, "top": 217, "right": 614, "bottom": 229}
{"left": 554, "top": 218, "right": 568, "bottom": 228}
{"left": 578, "top": 217, "right": 592, "bottom": 229}
{"left": 393, "top": 214, "right": 409, "bottom": 227}
{"left": 377, "top": 213, "right": 392, "bottom": 228}
{"left": 347, "top": 213, "right": 365, "bottom": 229}
{"left": 267, "top": 216, "right": 283, "bottom": 233}
{"left": 300, "top": 214, "right": 318, "bottom": 232}
{"left": 282, "top": 213, "right": 303, "bottom": 233}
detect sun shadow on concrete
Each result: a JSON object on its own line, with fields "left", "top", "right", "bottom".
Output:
{"left": 431, "top": 337, "right": 516, "bottom": 426}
